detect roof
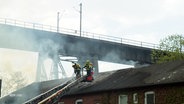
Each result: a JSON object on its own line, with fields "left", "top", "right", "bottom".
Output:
{"left": 0, "top": 78, "right": 70, "bottom": 104}
{"left": 1, "top": 60, "right": 184, "bottom": 103}
{"left": 65, "top": 60, "right": 184, "bottom": 95}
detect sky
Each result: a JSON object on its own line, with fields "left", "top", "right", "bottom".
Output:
{"left": 1, "top": 0, "right": 184, "bottom": 43}
{"left": 0, "top": 48, "right": 38, "bottom": 83}
{"left": 1, "top": 0, "right": 184, "bottom": 83}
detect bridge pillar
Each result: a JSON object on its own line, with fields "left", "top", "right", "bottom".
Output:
{"left": 37, "top": 53, "right": 69, "bottom": 81}
{"left": 36, "top": 53, "right": 60, "bottom": 82}
{"left": 50, "top": 56, "right": 59, "bottom": 80}
{"left": 36, "top": 53, "right": 48, "bottom": 82}
{"left": 36, "top": 55, "right": 41, "bottom": 82}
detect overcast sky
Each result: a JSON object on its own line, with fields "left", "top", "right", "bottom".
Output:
{"left": 1, "top": 0, "right": 184, "bottom": 83}
{"left": 1, "top": 0, "right": 184, "bottom": 43}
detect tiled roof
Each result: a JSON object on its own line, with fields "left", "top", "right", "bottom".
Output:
{"left": 0, "top": 78, "right": 70, "bottom": 104}
{"left": 1, "top": 60, "right": 184, "bottom": 103}
{"left": 65, "top": 60, "right": 184, "bottom": 95}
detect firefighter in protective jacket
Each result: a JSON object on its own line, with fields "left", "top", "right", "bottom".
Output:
{"left": 83, "top": 60, "right": 94, "bottom": 81}
{"left": 72, "top": 62, "right": 81, "bottom": 79}
{"left": 83, "top": 60, "right": 93, "bottom": 75}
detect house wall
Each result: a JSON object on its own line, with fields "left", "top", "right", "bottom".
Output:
{"left": 60, "top": 92, "right": 118, "bottom": 104}
{"left": 59, "top": 85, "right": 184, "bottom": 104}
{"left": 126, "top": 85, "right": 184, "bottom": 104}
{"left": 155, "top": 85, "right": 184, "bottom": 104}
{"left": 60, "top": 93, "right": 102, "bottom": 104}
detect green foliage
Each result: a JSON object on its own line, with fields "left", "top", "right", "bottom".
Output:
{"left": 151, "top": 34, "right": 184, "bottom": 63}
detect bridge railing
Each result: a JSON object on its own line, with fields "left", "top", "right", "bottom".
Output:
{"left": 0, "top": 18, "right": 158, "bottom": 49}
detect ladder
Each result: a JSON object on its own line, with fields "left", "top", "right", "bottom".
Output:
{"left": 24, "top": 76, "right": 85, "bottom": 104}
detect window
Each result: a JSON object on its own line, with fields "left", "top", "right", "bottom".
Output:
{"left": 145, "top": 91, "right": 155, "bottom": 104}
{"left": 119, "top": 95, "right": 128, "bottom": 104}
{"left": 75, "top": 99, "right": 83, "bottom": 104}
{"left": 133, "top": 93, "right": 138, "bottom": 104}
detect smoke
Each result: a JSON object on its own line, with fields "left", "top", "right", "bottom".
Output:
{"left": 38, "top": 39, "right": 60, "bottom": 58}
{"left": 0, "top": 23, "right": 148, "bottom": 103}
{"left": 38, "top": 38, "right": 63, "bottom": 80}
{"left": 101, "top": 50, "right": 138, "bottom": 66}
{"left": 0, "top": 25, "right": 41, "bottom": 104}
{"left": 0, "top": 25, "right": 67, "bottom": 103}
{"left": 0, "top": 25, "right": 38, "bottom": 69}
{"left": 0, "top": 25, "right": 39, "bottom": 54}
{"left": 0, "top": 23, "right": 83, "bottom": 103}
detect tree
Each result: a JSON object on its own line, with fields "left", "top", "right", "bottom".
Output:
{"left": 151, "top": 34, "right": 184, "bottom": 63}
{"left": 0, "top": 71, "right": 27, "bottom": 96}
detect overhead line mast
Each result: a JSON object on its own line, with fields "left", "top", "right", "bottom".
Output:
{"left": 79, "top": 3, "right": 82, "bottom": 37}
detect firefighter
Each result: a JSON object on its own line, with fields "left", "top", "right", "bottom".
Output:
{"left": 83, "top": 60, "right": 94, "bottom": 81}
{"left": 72, "top": 62, "right": 81, "bottom": 79}
{"left": 83, "top": 60, "right": 93, "bottom": 76}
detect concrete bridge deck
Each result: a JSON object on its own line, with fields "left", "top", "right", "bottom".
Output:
{"left": 0, "top": 24, "right": 152, "bottom": 65}
{"left": 0, "top": 18, "right": 155, "bottom": 80}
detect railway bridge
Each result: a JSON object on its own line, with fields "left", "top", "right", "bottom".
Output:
{"left": 0, "top": 18, "right": 157, "bottom": 81}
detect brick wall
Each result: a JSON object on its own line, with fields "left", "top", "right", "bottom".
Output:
{"left": 59, "top": 84, "right": 184, "bottom": 104}
{"left": 60, "top": 93, "right": 102, "bottom": 104}
{"left": 127, "top": 85, "right": 184, "bottom": 104}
